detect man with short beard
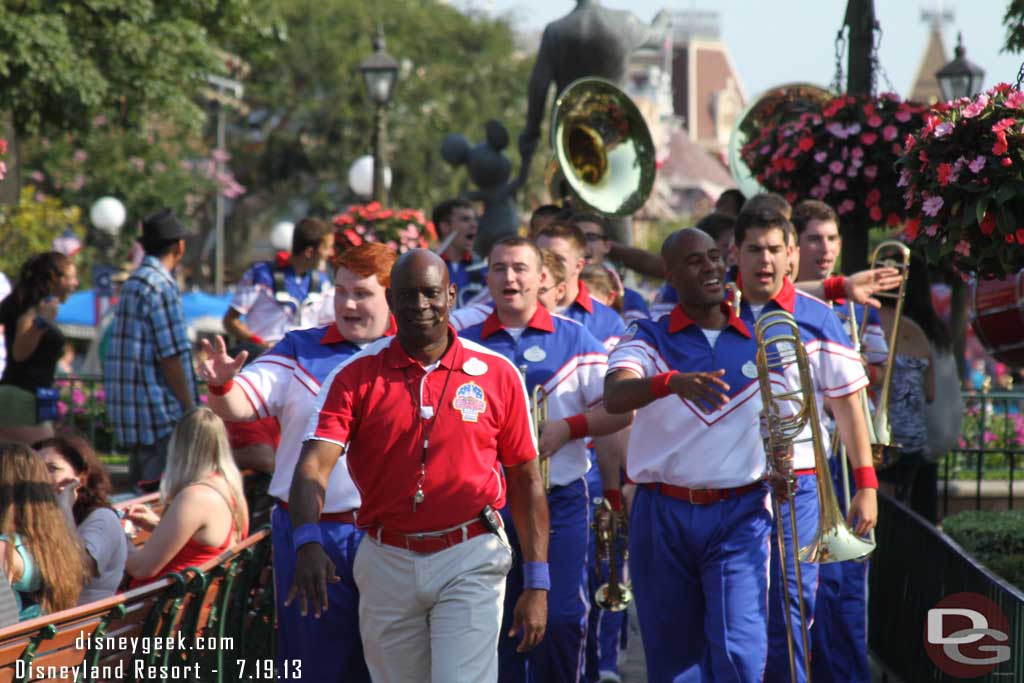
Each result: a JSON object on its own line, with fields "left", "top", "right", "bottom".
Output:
{"left": 288, "top": 249, "right": 549, "bottom": 683}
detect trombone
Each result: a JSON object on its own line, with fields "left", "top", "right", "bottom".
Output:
{"left": 593, "top": 498, "right": 633, "bottom": 612}
{"left": 520, "top": 365, "right": 551, "bottom": 492}
{"left": 755, "top": 310, "right": 876, "bottom": 682}
{"left": 862, "top": 240, "right": 912, "bottom": 469}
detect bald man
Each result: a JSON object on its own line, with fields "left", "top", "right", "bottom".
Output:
{"left": 288, "top": 250, "right": 550, "bottom": 682}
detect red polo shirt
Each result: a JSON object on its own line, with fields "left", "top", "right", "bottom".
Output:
{"left": 309, "top": 328, "right": 536, "bottom": 533}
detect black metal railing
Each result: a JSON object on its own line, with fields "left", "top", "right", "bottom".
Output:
{"left": 941, "top": 391, "right": 1024, "bottom": 517}
{"left": 870, "top": 492, "right": 1024, "bottom": 682}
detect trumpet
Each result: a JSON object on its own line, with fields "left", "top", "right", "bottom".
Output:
{"left": 521, "top": 365, "right": 551, "bottom": 492}
{"left": 755, "top": 310, "right": 876, "bottom": 682}
{"left": 593, "top": 498, "right": 633, "bottom": 612}
{"left": 863, "top": 240, "right": 912, "bottom": 469}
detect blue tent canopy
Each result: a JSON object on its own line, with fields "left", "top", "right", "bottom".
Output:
{"left": 57, "top": 289, "right": 233, "bottom": 333}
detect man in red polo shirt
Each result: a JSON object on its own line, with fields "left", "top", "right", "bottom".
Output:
{"left": 287, "top": 249, "right": 550, "bottom": 682}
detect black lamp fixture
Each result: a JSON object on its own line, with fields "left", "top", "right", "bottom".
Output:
{"left": 359, "top": 28, "right": 399, "bottom": 107}
{"left": 935, "top": 32, "right": 986, "bottom": 102}
{"left": 358, "top": 27, "right": 399, "bottom": 204}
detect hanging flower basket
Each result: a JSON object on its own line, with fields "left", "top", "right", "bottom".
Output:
{"left": 741, "top": 93, "right": 927, "bottom": 227}
{"left": 898, "top": 83, "right": 1024, "bottom": 277}
{"left": 332, "top": 202, "right": 438, "bottom": 255}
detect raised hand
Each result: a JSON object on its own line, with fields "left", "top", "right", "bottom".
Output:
{"left": 846, "top": 267, "right": 901, "bottom": 308}
{"left": 198, "top": 335, "right": 248, "bottom": 387}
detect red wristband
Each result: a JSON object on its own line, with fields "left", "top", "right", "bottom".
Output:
{"left": 650, "top": 371, "right": 678, "bottom": 399}
{"left": 853, "top": 466, "right": 878, "bottom": 490}
{"left": 603, "top": 489, "right": 623, "bottom": 511}
{"left": 207, "top": 379, "right": 235, "bottom": 396}
{"left": 249, "top": 334, "right": 266, "bottom": 346}
{"left": 867, "top": 364, "right": 878, "bottom": 384}
{"left": 823, "top": 275, "right": 847, "bottom": 301}
{"left": 565, "top": 414, "right": 589, "bottom": 440}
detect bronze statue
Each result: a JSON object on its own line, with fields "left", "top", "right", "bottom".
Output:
{"left": 518, "top": 1, "right": 668, "bottom": 174}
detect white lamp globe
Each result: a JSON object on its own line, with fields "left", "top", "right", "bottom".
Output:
{"left": 90, "top": 197, "right": 127, "bottom": 236}
{"left": 347, "top": 155, "right": 392, "bottom": 198}
{"left": 270, "top": 221, "right": 295, "bottom": 252}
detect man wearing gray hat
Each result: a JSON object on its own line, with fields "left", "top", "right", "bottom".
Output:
{"left": 104, "top": 208, "right": 198, "bottom": 490}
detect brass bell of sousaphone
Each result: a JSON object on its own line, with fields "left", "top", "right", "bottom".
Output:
{"left": 547, "top": 77, "right": 656, "bottom": 216}
{"left": 727, "top": 83, "right": 832, "bottom": 198}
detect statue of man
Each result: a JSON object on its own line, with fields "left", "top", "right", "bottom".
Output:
{"left": 518, "top": 0, "right": 668, "bottom": 171}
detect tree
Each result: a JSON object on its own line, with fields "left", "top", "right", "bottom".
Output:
{"left": 232, "top": 0, "right": 533, "bottom": 214}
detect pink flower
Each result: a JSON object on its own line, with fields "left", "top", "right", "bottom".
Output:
{"left": 1007, "top": 90, "right": 1024, "bottom": 108}
{"left": 922, "top": 195, "right": 944, "bottom": 217}
{"left": 199, "top": 393, "right": 209, "bottom": 405}
{"left": 833, "top": 178, "right": 848, "bottom": 191}
{"left": 57, "top": 401, "right": 68, "bottom": 418}
{"left": 992, "top": 117, "right": 1017, "bottom": 133}
{"left": 809, "top": 186, "right": 828, "bottom": 199}
{"left": 212, "top": 148, "right": 230, "bottom": 163}
{"left": 969, "top": 156, "right": 987, "bottom": 173}
{"left": 837, "top": 199, "right": 855, "bottom": 215}
{"left": 925, "top": 224, "right": 939, "bottom": 237}
{"left": 993, "top": 130, "right": 1009, "bottom": 155}
{"left": 937, "top": 163, "right": 953, "bottom": 186}
{"left": 851, "top": 147, "right": 865, "bottom": 159}
{"left": 954, "top": 240, "right": 971, "bottom": 257}
{"left": 864, "top": 165, "right": 878, "bottom": 181}
{"left": 826, "top": 122, "right": 850, "bottom": 139}
{"left": 829, "top": 161, "right": 844, "bottom": 174}
{"left": 92, "top": 114, "right": 108, "bottom": 127}
{"left": 72, "top": 149, "right": 88, "bottom": 164}
{"left": 897, "top": 169, "right": 910, "bottom": 187}
{"left": 933, "top": 122, "right": 954, "bottom": 138}
{"left": 895, "top": 110, "right": 912, "bottom": 123}
{"left": 962, "top": 94, "right": 989, "bottom": 118}
{"left": 867, "top": 115, "right": 883, "bottom": 128}
{"left": 860, "top": 132, "right": 878, "bottom": 145}
{"left": 882, "top": 125, "right": 898, "bottom": 141}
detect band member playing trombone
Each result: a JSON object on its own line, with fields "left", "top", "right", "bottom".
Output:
{"left": 793, "top": 199, "right": 885, "bottom": 683}
{"left": 731, "top": 208, "right": 878, "bottom": 683}
{"left": 605, "top": 227, "right": 772, "bottom": 682}
{"left": 459, "top": 236, "right": 631, "bottom": 682}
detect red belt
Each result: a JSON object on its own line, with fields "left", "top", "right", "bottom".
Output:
{"left": 642, "top": 481, "right": 764, "bottom": 505}
{"left": 276, "top": 500, "right": 357, "bottom": 524}
{"left": 794, "top": 468, "right": 816, "bottom": 477}
{"left": 371, "top": 517, "right": 499, "bottom": 554}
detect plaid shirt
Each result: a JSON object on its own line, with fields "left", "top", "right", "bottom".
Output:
{"left": 104, "top": 256, "right": 198, "bottom": 447}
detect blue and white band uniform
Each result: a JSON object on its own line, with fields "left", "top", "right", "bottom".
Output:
{"left": 234, "top": 323, "right": 373, "bottom": 682}
{"left": 737, "top": 278, "right": 868, "bottom": 683}
{"left": 235, "top": 325, "right": 368, "bottom": 512}
{"left": 460, "top": 306, "right": 606, "bottom": 486}
{"left": 229, "top": 262, "right": 334, "bottom": 345}
{"left": 607, "top": 297, "right": 772, "bottom": 682}
{"left": 459, "top": 305, "right": 606, "bottom": 683}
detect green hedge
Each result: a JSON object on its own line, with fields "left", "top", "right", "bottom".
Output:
{"left": 944, "top": 510, "right": 1024, "bottom": 590}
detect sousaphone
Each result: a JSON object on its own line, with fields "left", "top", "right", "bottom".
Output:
{"left": 547, "top": 77, "right": 656, "bottom": 216}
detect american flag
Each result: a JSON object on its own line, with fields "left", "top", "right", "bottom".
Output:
{"left": 52, "top": 229, "right": 82, "bottom": 257}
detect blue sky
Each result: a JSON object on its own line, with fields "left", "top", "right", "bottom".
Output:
{"left": 452, "top": 0, "right": 1023, "bottom": 99}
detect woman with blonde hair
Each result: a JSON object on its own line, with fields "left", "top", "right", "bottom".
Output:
{"left": 0, "top": 442, "right": 84, "bottom": 619}
{"left": 125, "top": 407, "right": 249, "bottom": 586}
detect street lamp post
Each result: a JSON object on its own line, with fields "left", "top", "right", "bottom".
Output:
{"left": 89, "top": 196, "right": 126, "bottom": 326}
{"left": 936, "top": 32, "right": 986, "bottom": 102}
{"left": 358, "top": 29, "right": 399, "bottom": 206}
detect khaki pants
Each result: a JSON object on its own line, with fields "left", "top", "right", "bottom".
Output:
{"left": 353, "top": 528, "right": 513, "bottom": 683}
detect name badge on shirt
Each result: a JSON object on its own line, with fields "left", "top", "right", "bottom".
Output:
{"left": 463, "top": 357, "right": 488, "bottom": 376}
{"left": 523, "top": 345, "right": 546, "bottom": 363}
{"left": 453, "top": 382, "right": 487, "bottom": 422}
{"left": 742, "top": 361, "right": 758, "bottom": 379}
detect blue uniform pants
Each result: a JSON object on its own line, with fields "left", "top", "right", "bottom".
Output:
{"left": 766, "top": 475, "right": 820, "bottom": 683}
{"left": 499, "top": 477, "right": 590, "bottom": 683}
{"left": 630, "top": 484, "right": 772, "bottom": 683}
{"left": 272, "top": 506, "right": 370, "bottom": 682}
{"left": 811, "top": 458, "right": 870, "bottom": 682}
{"left": 584, "top": 464, "right": 628, "bottom": 682}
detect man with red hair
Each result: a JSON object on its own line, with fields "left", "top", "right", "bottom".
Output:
{"left": 201, "top": 242, "right": 398, "bottom": 683}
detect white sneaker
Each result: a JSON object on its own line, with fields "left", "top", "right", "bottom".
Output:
{"left": 598, "top": 671, "right": 622, "bottom": 683}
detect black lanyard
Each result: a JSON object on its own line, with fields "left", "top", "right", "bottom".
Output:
{"left": 406, "top": 360, "right": 456, "bottom": 511}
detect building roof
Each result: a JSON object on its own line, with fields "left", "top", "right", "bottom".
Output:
{"left": 909, "top": 24, "right": 949, "bottom": 104}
